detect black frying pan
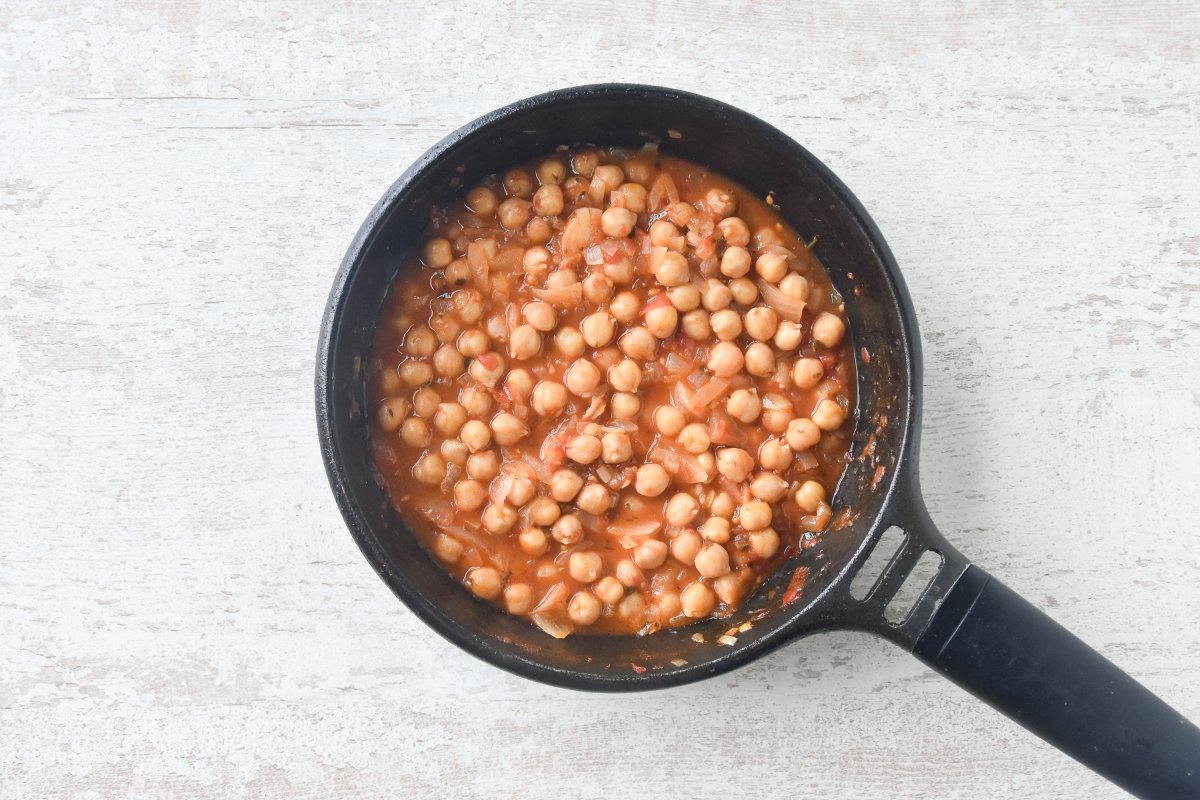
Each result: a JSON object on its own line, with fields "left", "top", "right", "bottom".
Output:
{"left": 315, "top": 84, "right": 1199, "bottom": 798}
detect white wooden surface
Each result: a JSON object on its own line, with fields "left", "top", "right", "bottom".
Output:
{"left": 3, "top": 2, "right": 1198, "bottom": 798}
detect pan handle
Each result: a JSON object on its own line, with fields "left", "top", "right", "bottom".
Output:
{"left": 912, "top": 563, "right": 1200, "bottom": 799}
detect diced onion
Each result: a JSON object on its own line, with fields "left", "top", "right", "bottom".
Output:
{"left": 756, "top": 279, "right": 806, "bottom": 321}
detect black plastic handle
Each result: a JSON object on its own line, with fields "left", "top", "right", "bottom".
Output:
{"left": 914, "top": 565, "right": 1200, "bottom": 799}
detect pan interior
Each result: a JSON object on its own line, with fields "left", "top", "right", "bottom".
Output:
{"left": 319, "top": 85, "right": 915, "bottom": 688}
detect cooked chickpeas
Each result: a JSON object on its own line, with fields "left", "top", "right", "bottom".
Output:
{"left": 678, "top": 423, "right": 711, "bottom": 454}
{"left": 371, "top": 148, "right": 857, "bottom": 639}
{"left": 654, "top": 406, "right": 686, "bottom": 436}
{"left": 707, "top": 341, "right": 744, "bottom": 376}
{"left": 566, "top": 434, "right": 602, "bottom": 464}
{"left": 568, "top": 591, "right": 603, "bottom": 626}
{"left": 466, "top": 567, "right": 503, "bottom": 599}
{"left": 633, "top": 539, "right": 669, "bottom": 569}
{"left": 549, "top": 469, "right": 584, "bottom": 502}
{"left": 413, "top": 451, "right": 446, "bottom": 485}
{"left": 635, "top": 464, "right": 670, "bottom": 497}
{"left": 665, "top": 493, "right": 700, "bottom": 526}
{"left": 744, "top": 342, "right": 776, "bottom": 377}
{"left": 812, "top": 398, "right": 848, "bottom": 431}
{"left": 569, "top": 551, "right": 604, "bottom": 583}
{"left": 812, "top": 311, "right": 846, "bottom": 348}
{"left": 681, "top": 582, "right": 716, "bottom": 617}
{"left": 695, "top": 542, "right": 731, "bottom": 578}
{"left": 726, "top": 389, "right": 761, "bottom": 423}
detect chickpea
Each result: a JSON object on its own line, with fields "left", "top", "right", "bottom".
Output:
{"left": 376, "top": 396, "right": 409, "bottom": 432}
{"left": 609, "top": 291, "right": 641, "bottom": 324}
{"left": 743, "top": 307, "right": 779, "bottom": 342}
{"left": 564, "top": 359, "right": 601, "bottom": 397}
{"left": 432, "top": 402, "right": 467, "bottom": 437}
{"left": 779, "top": 272, "right": 810, "bottom": 300}
{"left": 701, "top": 279, "right": 733, "bottom": 311}
{"left": 720, "top": 246, "right": 751, "bottom": 278}
{"left": 786, "top": 418, "right": 822, "bottom": 451}
{"left": 506, "top": 369, "right": 534, "bottom": 400}
{"left": 466, "top": 566, "right": 503, "bottom": 599}
{"left": 650, "top": 219, "right": 685, "bottom": 251}
{"left": 633, "top": 539, "right": 669, "bottom": 569}
{"left": 409, "top": 388, "right": 437, "bottom": 419}
{"left": 710, "top": 491, "right": 736, "bottom": 519}
{"left": 739, "top": 500, "right": 773, "bottom": 531}
{"left": 503, "top": 169, "right": 534, "bottom": 198}
{"left": 666, "top": 530, "right": 700, "bottom": 565}
{"left": 583, "top": 273, "right": 615, "bottom": 305}
{"left": 500, "top": 325, "right": 536, "bottom": 361}
{"left": 490, "top": 412, "right": 528, "bottom": 446}
{"left": 440, "top": 438, "right": 469, "bottom": 465}
{"left": 503, "top": 583, "right": 534, "bottom": 615}
{"left": 459, "top": 419, "right": 492, "bottom": 452}
{"left": 568, "top": 551, "right": 604, "bottom": 583}
{"left": 654, "top": 405, "right": 686, "bottom": 436}
{"left": 748, "top": 527, "right": 781, "bottom": 559}
{"left": 667, "top": 284, "right": 700, "bottom": 312}
{"left": 726, "top": 389, "right": 761, "bottom": 423}
{"left": 635, "top": 464, "right": 670, "bottom": 497}
{"left": 566, "top": 434, "right": 602, "bottom": 464}
{"left": 601, "top": 360, "right": 638, "bottom": 394}
{"left": 697, "top": 452, "right": 716, "bottom": 480}
{"left": 612, "top": 182, "right": 647, "bottom": 213}
{"left": 759, "top": 438, "right": 793, "bottom": 471}
{"left": 654, "top": 251, "right": 690, "bottom": 286}
{"left": 792, "top": 357, "right": 824, "bottom": 390}
{"left": 536, "top": 158, "right": 566, "bottom": 185}
{"left": 716, "top": 448, "right": 754, "bottom": 482}
{"left": 399, "top": 417, "right": 430, "bottom": 448}
{"left": 522, "top": 246, "right": 552, "bottom": 282}
{"left": 644, "top": 304, "right": 678, "bottom": 339}
{"left": 744, "top": 342, "right": 776, "bottom": 377}
{"left": 677, "top": 423, "right": 711, "bottom": 454}
{"left": 453, "top": 479, "right": 488, "bottom": 511}
{"left": 433, "top": 533, "right": 463, "bottom": 563}
{"left": 755, "top": 252, "right": 789, "bottom": 283}
{"left": 717, "top": 216, "right": 751, "bottom": 247}
{"left": 528, "top": 381, "right": 565, "bottom": 417}
{"left": 580, "top": 311, "right": 616, "bottom": 348}
{"left": 665, "top": 493, "right": 700, "bottom": 526}
{"left": 497, "top": 198, "right": 533, "bottom": 230}
{"left": 699, "top": 516, "right": 732, "bottom": 543}
{"left": 616, "top": 559, "right": 645, "bottom": 588}
{"left": 774, "top": 320, "right": 803, "bottom": 351}
{"left": 554, "top": 327, "right": 586, "bottom": 359}
{"left": 523, "top": 301, "right": 557, "bottom": 332}
{"left": 611, "top": 392, "right": 641, "bottom": 419}
{"left": 404, "top": 325, "right": 437, "bottom": 358}
{"left": 549, "top": 469, "right": 584, "bottom": 502}
{"left": 421, "top": 238, "right": 452, "bottom": 269}
{"left": 399, "top": 360, "right": 433, "bottom": 387}
{"left": 568, "top": 591, "right": 603, "bottom": 626}
{"left": 552, "top": 514, "right": 584, "bottom": 545}
{"left": 681, "top": 309, "right": 711, "bottom": 339}
{"left": 430, "top": 344, "right": 463, "bottom": 378}
{"left": 714, "top": 572, "right": 745, "bottom": 606}
{"left": 459, "top": 384, "right": 492, "bottom": 417}
{"left": 524, "top": 496, "right": 560, "bottom": 528}
{"left": 412, "top": 451, "right": 446, "bottom": 486}
{"left": 619, "top": 327, "right": 657, "bottom": 361}
{"left": 656, "top": 592, "right": 682, "bottom": 621}
{"left": 481, "top": 502, "right": 517, "bottom": 535}
{"left": 601, "top": 431, "right": 633, "bottom": 463}
{"left": 508, "top": 475, "right": 536, "bottom": 508}
{"left": 456, "top": 329, "right": 488, "bottom": 358}
{"left": 594, "top": 164, "right": 624, "bottom": 191}
{"left": 710, "top": 309, "right": 742, "bottom": 341}
{"left": 576, "top": 483, "right": 612, "bottom": 515}
{"left": 594, "top": 576, "right": 624, "bottom": 606}
{"left": 545, "top": 267, "right": 577, "bottom": 289}
{"left": 726, "top": 278, "right": 756, "bottom": 306}
{"left": 605, "top": 256, "right": 635, "bottom": 285}
{"left": 601, "top": 206, "right": 637, "bottom": 238}
{"left": 753, "top": 226, "right": 784, "bottom": 249}
{"left": 761, "top": 394, "right": 795, "bottom": 433}
{"left": 519, "top": 527, "right": 550, "bottom": 556}
{"left": 794, "top": 480, "right": 828, "bottom": 514}
{"left": 812, "top": 398, "right": 848, "bottom": 431}
{"left": 707, "top": 341, "right": 745, "bottom": 377}
{"left": 466, "top": 186, "right": 498, "bottom": 216}
{"left": 812, "top": 312, "right": 846, "bottom": 348}
{"left": 624, "top": 159, "right": 654, "bottom": 185}
{"left": 466, "top": 450, "right": 499, "bottom": 481}
{"left": 750, "top": 472, "right": 790, "bottom": 502}
{"left": 445, "top": 258, "right": 469, "bottom": 286}
{"left": 701, "top": 186, "right": 734, "bottom": 217}
{"left": 532, "top": 183, "right": 564, "bottom": 216}
{"left": 680, "top": 582, "right": 716, "bottom": 618}
{"left": 695, "top": 542, "right": 731, "bottom": 579}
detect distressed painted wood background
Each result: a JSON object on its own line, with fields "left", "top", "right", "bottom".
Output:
{"left": 2, "top": 2, "right": 1198, "bottom": 797}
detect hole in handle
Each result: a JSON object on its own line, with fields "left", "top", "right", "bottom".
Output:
{"left": 848, "top": 526, "right": 906, "bottom": 600}
{"left": 884, "top": 550, "right": 944, "bottom": 624}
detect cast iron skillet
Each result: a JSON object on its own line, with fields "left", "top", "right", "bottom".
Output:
{"left": 316, "top": 84, "right": 1199, "bottom": 798}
